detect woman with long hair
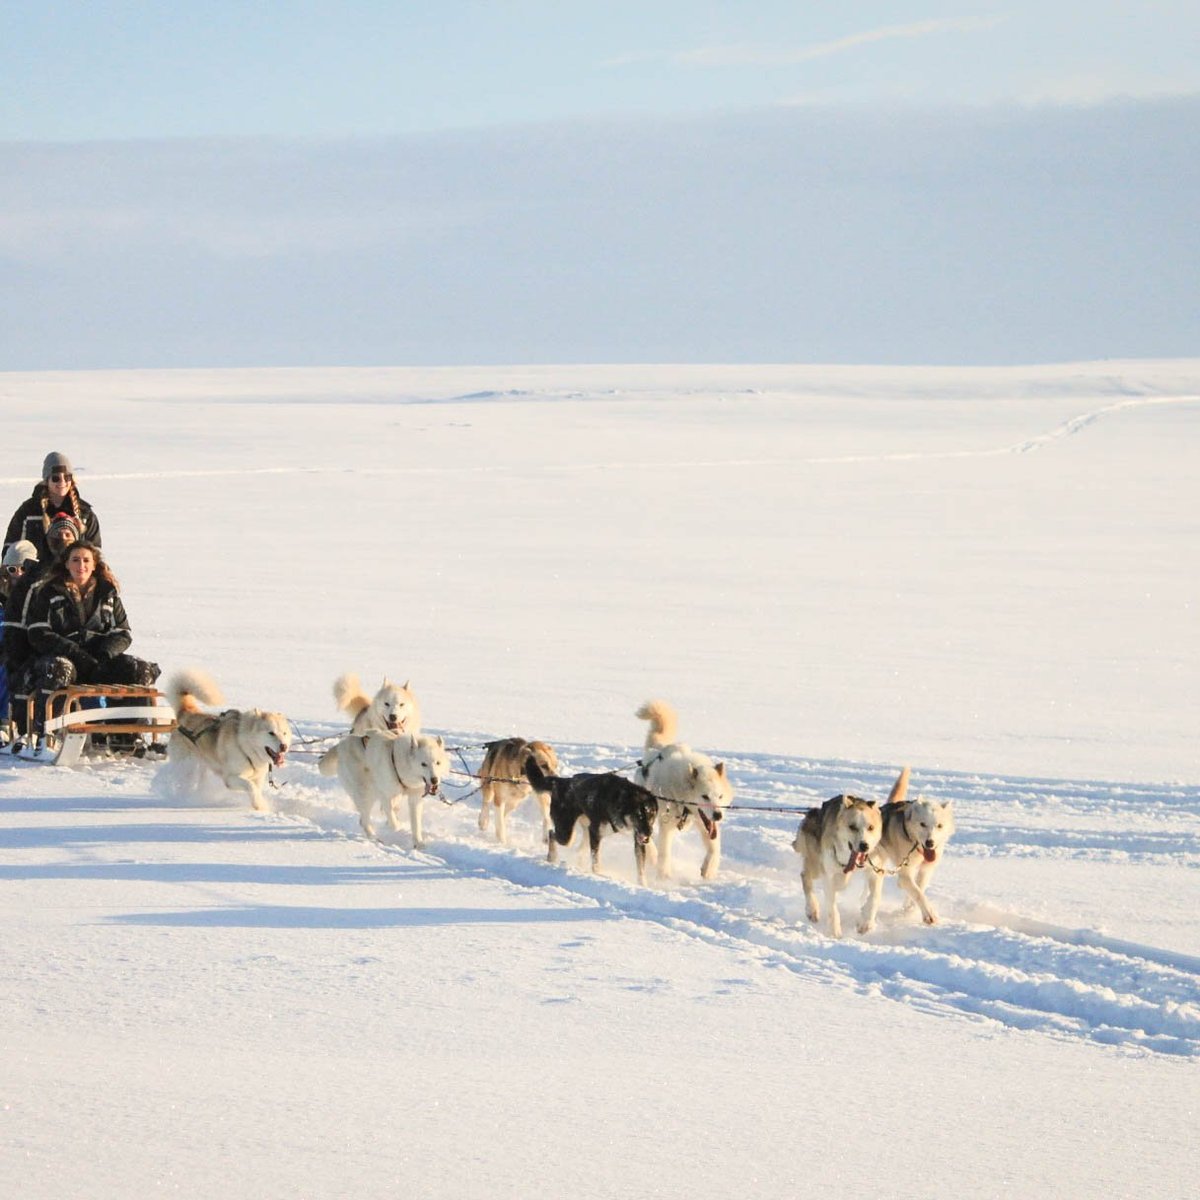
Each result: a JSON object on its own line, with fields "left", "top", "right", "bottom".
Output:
{"left": 3, "top": 452, "right": 102, "bottom": 563}
{"left": 25, "top": 543, "right": 159, "bottom": 732}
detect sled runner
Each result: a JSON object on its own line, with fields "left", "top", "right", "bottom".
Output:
{"left": 29, "top": 684, "right": 177, "bottom": 766}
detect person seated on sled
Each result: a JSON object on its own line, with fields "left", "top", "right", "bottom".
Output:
{"left": 25, "top": 542, "right": 159, "bottom": 739}
{"left": 3, "top": 518, "right": 82, "bottom": 752}
{"left": 0, "top": 541, "right": 39, "bottom": 744}
{"left": 0, "top": 540, "right": 37, "bottom": 605}
{"left": 3, "top": 452, "right": 101, "bottom": 563}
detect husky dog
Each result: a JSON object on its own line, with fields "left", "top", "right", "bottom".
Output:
{"left": 166, "top": 669, "right": 291, "bottom": 813}
{"left": 320, "top": 729, "right": 448, "bottom": 847}
{"left": 858, "top": 767, "right": 956, "bottom": 933}
{"left": 476, "top": 737, "right": 560, "bottom": 844}
{"left": 793, "top": 791, "right": 883, "bottom": 938}
{"left": 525, "top": 757, "right": 658, "bottom": 886}
{"left": 634, "top": 699, "right": 732, "bottom": 881}
{"left": 333, "top": 673, "right": 421, "bottom": 736}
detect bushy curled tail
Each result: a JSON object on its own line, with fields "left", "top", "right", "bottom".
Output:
{"left": 886, "top": 765, "right": 911, "bottom": 806}
{"left": 333, "top": 672, "right": 370, "bottom": 719}
{"left": 635, "top": 699, "right": 678, "bottom": 749}
{"left": 167, "top": 667, "right": 224, "bottom": 715}
{"left": 318, "top": 744, "right": 340, "bottom": 776}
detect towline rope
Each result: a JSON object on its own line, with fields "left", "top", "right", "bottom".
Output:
{"left": 286, "top": 728, "right": 820, "bottom": 817}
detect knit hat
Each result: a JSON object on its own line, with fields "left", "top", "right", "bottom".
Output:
{"left": 42, "top": 452, "right": 74, "bottom": 481}
{"left": 46, "top": 511, "right": 83, "bottom": 545}
{"left": 2, "top": 540, "right": 39, "bottom": 570}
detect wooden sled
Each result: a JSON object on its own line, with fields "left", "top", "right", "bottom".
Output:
{"left": 32, "top": 685, "right": 177, "bottom": 767}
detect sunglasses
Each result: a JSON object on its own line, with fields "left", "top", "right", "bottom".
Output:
{"left": 49, "top": 472, "right": 73, "bottom": 483}
{"left": 4, "top": 564, "right": 27, "bottom": 576}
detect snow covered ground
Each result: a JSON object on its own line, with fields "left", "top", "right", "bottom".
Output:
{"left": 2, "top": 362, "right": 1198, "bottom": 1198}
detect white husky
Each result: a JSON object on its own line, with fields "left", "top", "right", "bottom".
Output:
{"left": 165, "top": 668, "right": 292, "bottom": 813}
{"left": 320, "top": 730, "right": 448, "bottom": 847}
{"left": 858, "top": 766, "right": 956, "bottom": 933}
{"left": 333, "top": 673, "right": 421, "bottom": 736}
{"left": 634, "top": 699, "right": 732, "bottom": 881}
{"left": 793, "top": 791, "right": 884, "bottom": 938}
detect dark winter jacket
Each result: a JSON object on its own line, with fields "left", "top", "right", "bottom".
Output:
{"left": 26, "top": 576, "right": 132, "bottom": 675}
{"left": 2, "top": 562, "right": 48, "bottom": 675}
{"left": 4, "top": 485, "right": 101, "bottom": 562}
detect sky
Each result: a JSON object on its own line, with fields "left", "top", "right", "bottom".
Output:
{"left": 1, "top": 3, "right": 1197, "bottom": 368}
{"left": 4, "top": 1, "right": 1199, "bottom": 140}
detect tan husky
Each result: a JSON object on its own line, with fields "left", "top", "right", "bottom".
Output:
{"left": 476, "top": 737, "right": 560, "bottom": 844}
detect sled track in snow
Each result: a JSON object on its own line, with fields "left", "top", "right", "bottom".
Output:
{"left": 261, "top": 730, "right": 1200, "bottom": 1060}
{"left": 8, "top": 393, "right": 1197, "bottom": 488}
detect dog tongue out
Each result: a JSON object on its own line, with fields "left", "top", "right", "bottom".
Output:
{"left": 922, "top": 846, "right": 937, "bottom": 863}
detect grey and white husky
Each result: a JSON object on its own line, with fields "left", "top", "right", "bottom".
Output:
{"left": 793, "top": 790, "right": 884, "bottom": 938}
{"left": 858, "top": 766, "right": 956, "bottom": 933}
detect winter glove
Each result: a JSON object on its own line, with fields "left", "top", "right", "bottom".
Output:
{"left": 71, "top": 649, "right": 100, "bottom": 675}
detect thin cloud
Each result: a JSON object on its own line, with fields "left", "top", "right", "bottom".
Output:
{"left": 605, "top": 16, "right": 1006, "bottom": 70}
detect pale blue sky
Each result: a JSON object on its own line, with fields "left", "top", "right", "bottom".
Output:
{"left": 2, "top": 3, "right": 1196, "bottom": 368}
{"left": 3, "top": 1, "right": 1198, "bottom": 141}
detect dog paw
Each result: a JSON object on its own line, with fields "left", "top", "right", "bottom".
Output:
{"left": 923, "top": 913, "right": 938, "bottom": 925}
{"left": 857, "top": 920, "right": 874, "bottom": 935}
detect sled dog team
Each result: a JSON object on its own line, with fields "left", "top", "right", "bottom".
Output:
{"left": 163, "top": 669, "right": 955, "bottom": 935}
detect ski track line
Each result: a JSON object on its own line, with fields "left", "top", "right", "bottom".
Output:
{"left": 4, "top": 393, "right": 1195, "bottom": 487}
{"left": 270, "top": 738, "right": 1200, "bottom": 1060}
{"left": 281, "top": 794, "right": 1200, "bottom": 1059}
{"left": 9, "top": 734, "right": 1197, "bottom": 1059}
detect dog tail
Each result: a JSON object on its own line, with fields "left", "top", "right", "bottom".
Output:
{"left": 524, "top": 754, "right": 554, "bottom": 793}
{"left": 318, "top": 743, "right": 340, "bottom": 776}
{"left": 333, "top": 672, "right": 370, "bottom": 719}
{"left": 885, "top": 765, "right": 911, "bottom": 806}
{"left": 635, "top": 698, "right": 678, "bottom": 748}
{"left": 167, "top": 667, "right": 223, "bottom": 715}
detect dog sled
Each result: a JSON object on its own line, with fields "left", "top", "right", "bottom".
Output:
{"left": 22, "top": 684, "right": 177, "bottom": 766}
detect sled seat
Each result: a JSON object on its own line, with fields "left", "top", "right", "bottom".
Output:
{"left": 31, "top": 685, "right": 177, "bottom": 766}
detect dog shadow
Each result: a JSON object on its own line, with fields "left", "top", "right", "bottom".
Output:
{"left": 107, "top": 903, "right": 616, "bottom": 930}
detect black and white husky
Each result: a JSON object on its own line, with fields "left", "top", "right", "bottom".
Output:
{"left": 525, "top": 757, "right": 659, "bottom": 886}
{"left": 858, "top": 766, "right": 956, "bottom": 933}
